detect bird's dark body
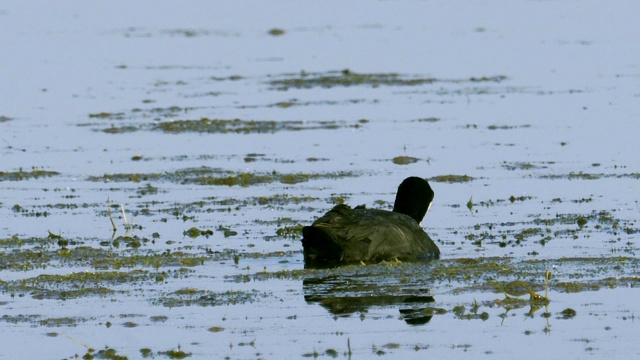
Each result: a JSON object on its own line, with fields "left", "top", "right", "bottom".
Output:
{"left": 302, "top": 204, "right": 440, "bottom": 265}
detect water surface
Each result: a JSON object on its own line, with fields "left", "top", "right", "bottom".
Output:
{"left": 1, "top": 1, "right": 639, "bottom": 359}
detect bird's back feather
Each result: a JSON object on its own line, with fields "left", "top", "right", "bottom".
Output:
{"left": 302, "top": 204, "right": 439, "bottom": 265}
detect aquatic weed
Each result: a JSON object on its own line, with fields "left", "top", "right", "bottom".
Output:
{"left": 430, "top": 175, "right": 475, "bottom": 183}
{"left": 268, "top": 69, "right": 507, "bottom": 89}
{"left": 0, "top": 167, "right": 60, "bottom": 181}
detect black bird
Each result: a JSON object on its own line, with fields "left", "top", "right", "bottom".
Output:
{"left": 302, "top": 176, "right": 440, "bottom": 266}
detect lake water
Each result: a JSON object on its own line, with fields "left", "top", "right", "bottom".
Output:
{"left": 1, "top": 1, "right": 639, "bottom": 359}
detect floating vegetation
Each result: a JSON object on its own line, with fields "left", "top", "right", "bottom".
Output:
{"left": 392, "top": 156, "right": 420, "bottom": 165}
{"left": 487, "top": 124, "right": 531, "bottom": 130}
{"left": 0, "top": 168, "right": 60, "bottom": 181}
{"left": 468, "top": 195, "right": 534, "bottom": 210}
{"left": 88, "top": 111, "right": 126, "bottom": 119}
{"left": 186, "top": 170, "right": 353, "bottom": 187}
{"left": 89, "top": 171, "right": 162, "bottom": 183}
{"left": 97, "top": 117, "right": 364, "bottom": 134}
{"left": 532, "top": 210, "right": 619, "bottom": 228}
{"left": 268, "top": 69, "right": 508, "bottom": 89}
{"left": 412, "top": 117, "right": 440, "bottom": 123}
{"left": 559, "top": 308, "right": 577, "bottom": 319}
{"left": 103, "top": 125, "right": 139, "bottom": 134}
{"left": 541, "top": 172, "right": 640, "bottom": 180}
{"left": 255, "top": 194, "right": 317, "bottom": 206}
{"left": 217, "top": 225, "right": 238, "bottom": 238}
{"left": 509, "top": 195, "right": 532, "bottom": 203}
{"left": 158, "top": 347, "right": 192, "bottom": 359}
{"left": 421, "top": 307, "right": 448, "bottom": 316}
{"left": 544, "top": 172, "right": 600, "bottom": 180}
{"left": 88, "top": 167, "right": 358, "bottom": 187}
{"left": 229, "top": 256, "right": 640, "bottom": 297}
{"left": 152, "top": 118, "right": 360, "bottom": 134}
{"left": 430, "top": 174, "right": 475, "bottom": 183}
{"left": 84, "top": 346, "right": 129, "bottom": 360}
{"left": 111, "top": 235, "right": 145, "bottom": 249}
{"left": 1, "top": 270, "right": 147, "bottom": 300}
{"left": 153, "top": 289, "right": 269, "bottom": 307}
{"left": 0, "top": 235, "right": 50, "bottom": 249}
{"left": 207, "top": 326, "right": 224, "bottom": 333}
{"left": 11, "top": 202, "right": 82, "bottom": 218}
{"left": 461, "top": 207, "right": 636, "bottom": 250}
{"left": 268, "top": 28, "right": 285, "bottom": 36}
{"left": 0, "top": 314, "right": 43, "bottom": 324}
{"left": 39, "top": 317, "right": 85, "bottom": 327}
{"left": 502, "top": 161, "right": 555, "bottom": 171}
{"left": 453, "top": 305, "right": 490, "bottom": 321}
{"left": 183, "top": 227, "right": 214, "bottom": 238}
{"left": 276, "top": 224, "right": 304, "bottom": 238}
{"left": 0, "top": 242, "right": 208, "bottom": 272}
{"left": 267, "top": 98, "right": 371, "bottom": 109}
{"left": 466, "top": 196, "right": 474, "bottom": 212}
{"left": 137, "top": 183, "right": 160, "bottom": 196}
{"left": 162, "top": 28, "right": 210, "bottom": 38}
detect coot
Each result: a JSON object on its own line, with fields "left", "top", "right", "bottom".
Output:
{"left": 302, "top": 176, "right": 440, "bottom": 266}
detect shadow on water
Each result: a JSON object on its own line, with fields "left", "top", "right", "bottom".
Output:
{"left": 303, "top": 273, "right": 437, "bottom": 326}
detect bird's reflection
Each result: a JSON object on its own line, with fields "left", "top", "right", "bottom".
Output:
{"left": 303, "top": 272, "right": 437, "bottom": 326}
